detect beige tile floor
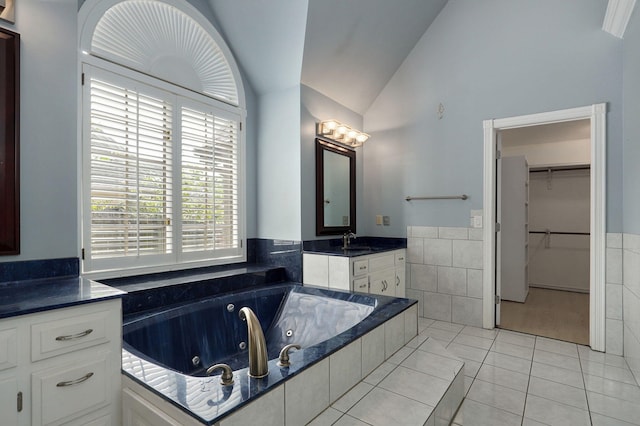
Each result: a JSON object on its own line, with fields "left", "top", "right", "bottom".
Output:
{"left": 500, "top": 287, "right": 590, "bottom": 345}
{"left": 308, "top": 318, "right": 640, "bottom": 425}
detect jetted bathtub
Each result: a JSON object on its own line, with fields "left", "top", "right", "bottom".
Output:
{"left": 121, "top": 283, "right": 416, "bottom": 424}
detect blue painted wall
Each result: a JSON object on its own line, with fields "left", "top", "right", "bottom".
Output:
{"left": 363, "top": 0, "right": 623, "bottom": 236}
{"left": 623, "top": 6, "right": 640, "bottom": 234}
{"left": 256, "top": 86, "right": 302, "bottom": 240}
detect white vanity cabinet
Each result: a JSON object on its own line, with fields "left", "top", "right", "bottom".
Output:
{"left": 0, "top": 299, "right": 121, "bottom": 426}
{"left": 303, "top": 249, "right": 406, "bottom": 297}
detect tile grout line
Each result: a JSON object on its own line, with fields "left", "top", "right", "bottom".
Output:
{"left": 330, "top": 342, "right": 421, "bottom": 426}
{"left": 576, "top": 347, "right": 591, "bottom": 424}
{"left": 500, "top": 331, "right": 531, "bottom": 424}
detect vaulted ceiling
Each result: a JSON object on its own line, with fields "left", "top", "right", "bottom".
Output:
{"left": 208, "top": 0, "right": 448, "bottom": 114}
{"left": 208, "top": 0, "right": 634, "bottom": 115}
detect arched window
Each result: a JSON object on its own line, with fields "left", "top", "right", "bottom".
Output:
{"left": 79, "top": 0, "right": 246, "bottom": 275}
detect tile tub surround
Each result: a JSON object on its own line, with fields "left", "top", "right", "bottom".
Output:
{"left": 407, "top": 226, "right": 483, "bottom": 326}
{"left": 121, "top": 283, "right": 418, "bottom": 424}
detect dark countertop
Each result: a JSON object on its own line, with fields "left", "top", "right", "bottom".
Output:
{"left": 0, "top": 276, "right": 126, "bottom": 319}
{"left": 302, "top": 237, "right": 407, "bottom": 257}
{"left": 303, "top": 245, "right": 402, "bottom": 257}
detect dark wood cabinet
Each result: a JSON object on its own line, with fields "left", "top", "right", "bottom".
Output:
{"left": 0, "top": 27, "right": 19, "bottom": 255}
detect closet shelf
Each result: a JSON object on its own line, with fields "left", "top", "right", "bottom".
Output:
{"left": 529, "top": 231, "right": 590, "bottom": 236}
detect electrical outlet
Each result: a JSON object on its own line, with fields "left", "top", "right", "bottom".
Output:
{"left": 376, "top": 215, "right": 383, "bottom": 225}
{"left": 473, "top": 216, "right": 483, "bottom": 228}
{"left": 383, "top": 216, "right": 390, "bottom": 226}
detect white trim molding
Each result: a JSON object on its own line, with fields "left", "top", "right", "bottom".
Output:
{"left": 603, "top": 0, "right": 637, "bottom": 38}
{"left": 482, "top": 104, "right": 607, "bottom": 352}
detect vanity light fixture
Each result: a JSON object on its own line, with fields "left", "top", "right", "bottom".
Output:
{"left": 317, "top": 120, "right": 370, "bottom": 147}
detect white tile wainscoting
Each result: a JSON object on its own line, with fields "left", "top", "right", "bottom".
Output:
{"left": 408, "top": 226, "right": 628, "bottom": 359}
{"left": 607, "top": 233, "right": 624, "bottom": 356}
{"left": 623, "top": 232, "right": 640, "bottom": 385}
{"left": 407, "top": 226, "right": 484, "bottom": 327}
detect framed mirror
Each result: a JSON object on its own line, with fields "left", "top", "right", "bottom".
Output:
{"left": 316, "top": 138, "right": 355, "bottom": 235}
{"left": 0, "top": 27, "right": 19, "bottom": 254}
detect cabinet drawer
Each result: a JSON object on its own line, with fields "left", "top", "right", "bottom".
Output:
{"left": 31, "top": 309, "right": 112, "bottom": 362}
{"left": 368, "top": 254, "right": 395, "bottom": 272}
{"left": 353, "top": 259, "right": 369, "bottom": 276}
{"left": 369, "top": 270, "right": 395, "bottom": 296}
{"left": 32, "top": 354, "right": 111, "bottom": 426}
{"left": 353, "top": 277, "right": 369, "bottom": 292}
{"left": 395, "top": 251, "right": 406, "bottom": 266}
{"left": 0, "top": 327, "right": 17, "bottom": 371}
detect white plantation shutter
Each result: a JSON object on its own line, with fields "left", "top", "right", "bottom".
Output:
{"left": 83, "top": 66, "right": 244, "bottom": 273}
{"left": 89, "top": 78, "right": 173, "bottom": 259}
{"left": 181, "top": 106, "right": 239, "bottom": 253}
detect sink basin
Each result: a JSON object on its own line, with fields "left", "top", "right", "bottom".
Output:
{"left": 342, "top": 245, "right": 372, "bottom": 251}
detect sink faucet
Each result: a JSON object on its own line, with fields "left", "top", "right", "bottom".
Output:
{"left": 239, "top": 307, "right": 269, "bottom": 378}
{"left": 342, "top": 231, "right": 356, "bottom": 249}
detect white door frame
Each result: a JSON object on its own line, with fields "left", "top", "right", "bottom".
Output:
{"left": 482, "top": 103, "right": 607, "bottom": 351}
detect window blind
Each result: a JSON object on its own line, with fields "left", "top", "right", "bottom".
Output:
{"left": 181, "top": 106, "right": 239, "bottom": 252}
{"left": 89, "top": 78, "right": 173, "bottom": 259}
{"left": 84, "top": 68, "right": 243, "bottom": 272}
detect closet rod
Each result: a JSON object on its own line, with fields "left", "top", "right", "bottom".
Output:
{"left": 529, "top": 231, "right": 590, "bottom": 236}
{"left": 405, "top": 194, "right": 468, "bottom": 201}
{"left": 529, "top": 165, "right": 591, "bottom": 173}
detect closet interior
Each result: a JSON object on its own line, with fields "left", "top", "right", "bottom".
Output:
{"left": 498, "top": 120, "right": 591, "bottom": 345}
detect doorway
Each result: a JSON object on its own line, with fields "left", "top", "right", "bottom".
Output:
{"left": 498, "top": 121, "right": 591, "bottom": 345}
{"left": 482, "top": 104, "right": 607, "bottom": 351}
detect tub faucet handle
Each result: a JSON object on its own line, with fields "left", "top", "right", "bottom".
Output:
{"left": 206, "top": 363, "right": 234, "bottom": 386}
{"left": 278, "top": 344, "right": 301, "bottom": 367}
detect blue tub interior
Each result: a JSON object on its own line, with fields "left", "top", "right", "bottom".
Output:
{"left": 123, "top": 283, "right": 375, "bottom": 376}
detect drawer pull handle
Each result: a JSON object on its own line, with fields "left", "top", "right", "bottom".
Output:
{"left": 56, "top": 372, "right": 94, "bottom": 387}
{"left": 55, "top": 329, "right": 93, "bottom": 341}
{"left": 396, "top": 276, "right": 400, "bottom": 286}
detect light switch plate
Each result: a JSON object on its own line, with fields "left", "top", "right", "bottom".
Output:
{"left": 376, "top": 215, "right": 383, "bottom": 225}
{"left": 383, "top": 216, "right": 390, "bottom": 226}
